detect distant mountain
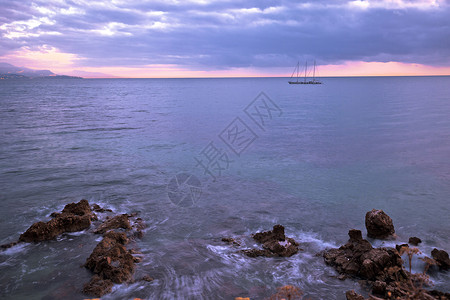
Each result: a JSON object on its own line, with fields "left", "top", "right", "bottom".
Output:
{"left": 69, "top": 70, "right": 118, "bottom": 78}
{"left": 0, "top": 62, "right": 82, "bottom": 79}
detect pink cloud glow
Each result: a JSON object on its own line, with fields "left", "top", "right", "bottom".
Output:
{"left": 1, "top": 46, "right": 449, "bottom": 78}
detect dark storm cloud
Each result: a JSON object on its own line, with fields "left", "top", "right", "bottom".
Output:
{"left": 1, "top": 0, "right": 449, "bottom": 68}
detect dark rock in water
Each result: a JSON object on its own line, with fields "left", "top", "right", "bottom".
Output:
{"left": 92, "top": 204, "right": 113, "bottom": 213}
{"left": 242, "top": 249, "right": 274, "bottom": 258}
{"left": 94, "top": 214, "right": 131, "bottom": 234}
{"left": 0, "top": 241, "right": 19, "bottom": 249}
{"left": 345, "top": 290, "right": 365, "bottom": 300}
{"left": 365, "top": 209, "right": 395, "bottom": 239}
{"left": 83, "top": 275, "right": 113, "bottom": 297}
{"left": 222, "top": 237, "right": 240, "bottom": 246}
{"left": 431, "top": 248, "right": 450, "bottom": 270}
{"left": 242, "top": 225, "right": 300, "bottom": 258}
{"left": 323, "top": 229, "right": 403, "bottom": 281}
{"left": 253, "top": 224, "right": 285, "bottom": 243}
{"left": 132, "top": 217, "right": 146, "bottom": 239}
{"left": 408, "top": 236, "right": 422, "bottom": 246}
{"left": 141, "top": 275, "right": 154, "bottom": 282}
{"left": 19, "top": 200, "right": 95, "bottom": 243}
{"left": 84, "top": 231, "right": 135, "bottom": 284}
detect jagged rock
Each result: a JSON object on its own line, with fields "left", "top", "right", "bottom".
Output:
{"left": 345, "top": 290, "right": 365, "bottom": 300}
{"left": 253, "top": 224, "right": 285, "bottom": 243}
{"left": 323, "top": 229, "right": 403, "bottom": 281}
{"left": 19, "top": 200, "right": 94, "bottom": 243}
{"left": 94, "top": 214, "right": 131, "bottom": 234}
{"left": 431, "top": 248, "right": 450, "bottom": 270}
{"left": 62, "top": 199, "right": 91, "bottom": 216}
{"left": 365, "top": 209, "right": 395, "bottom": 239}
{"left": 92, "top": 204, "right": 113, "bottom": 213}
{"left": 408, "top": 237, "right": 421, "bottom": 246}
{"left": 222, "top": 237, "right": 241, "bottom": 246}
{"left": 242, "top": 225, "right": 300, "bottom": 258}
{"left": 84, "top": 231, "right": 135, "bottom": 284}
{"left": 82, "top": 275, "right": 113, "bottom": 297}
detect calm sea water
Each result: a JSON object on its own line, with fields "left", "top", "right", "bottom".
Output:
{"left": 0, "top": 77, "right": 449, "bottom": 299}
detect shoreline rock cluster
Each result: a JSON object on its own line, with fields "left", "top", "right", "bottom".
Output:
{"left": 1, "top": 199, "right": 149, "bottom": 297}
{"left": 221, "top": 209, "right": 449, "bottom": 299}
{"left": 2, "top": 204, "right": 449, "bottom": 299}
{"left": 323, "top": 209, "right": 449, "bottom": 300}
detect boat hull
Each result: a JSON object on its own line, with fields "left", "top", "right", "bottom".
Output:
{"left": 288, "top": 81, "right": 322, "bottom": 84}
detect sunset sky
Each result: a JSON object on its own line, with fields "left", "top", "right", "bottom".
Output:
{"left": 1, "top": 0, "right": 450, "bottom": 78}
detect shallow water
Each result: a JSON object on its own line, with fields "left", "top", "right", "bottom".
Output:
{"left": 0, "top": 77, "right": 449, "bottom": 299}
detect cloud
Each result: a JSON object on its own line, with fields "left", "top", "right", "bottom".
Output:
{"left": 0, "top": 0, "right": 449, "bottom": 74}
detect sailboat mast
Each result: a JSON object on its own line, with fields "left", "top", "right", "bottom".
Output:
{"left": 296, "top": 62, "right": 299, "bottom": 82}
{"left": 313, "top": 60, "right": 316, "bottom": 81}
{"left": 304, "top": 61, "right": 307, "bottom": 82}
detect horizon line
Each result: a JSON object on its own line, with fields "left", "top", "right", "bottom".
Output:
{"left": 78, "top": 74, "right": 450, "bottom": 79}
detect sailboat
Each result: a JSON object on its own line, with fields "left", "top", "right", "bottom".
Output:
{"left": 288, "top": 61, "right": 322, "bottom": 84}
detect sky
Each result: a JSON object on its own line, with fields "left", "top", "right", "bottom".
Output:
{"left": 1, "top": 0, "right": 450, "bottom": 78}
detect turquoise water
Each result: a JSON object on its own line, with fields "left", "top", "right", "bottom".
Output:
{"left": 0, "top": 77, "right": 449, "bottom": 299}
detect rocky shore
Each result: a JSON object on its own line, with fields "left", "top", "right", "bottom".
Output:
{"left": 1, "top": 199, "right": 150, "bottom": 297}
{"left": 2, "top": 203, "right": 449, "bottom": 299}
{"left": 323, "top": 209, "right": 449, "bottom": 300}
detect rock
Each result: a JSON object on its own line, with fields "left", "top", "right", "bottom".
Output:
{"left": 241, "top": 249, "right": 274, "bottom": 258}
{"left": 270, "top": 285, "right": 303, "bottom": 299}
{"left": 62, "top": 199, "right": 91, "bottom": 216}
{"left": 253, "top": 224, "right": 285, "bottom": 243}
{"left": 0, "top": 241, "right": 19, "bottom": 249}
{"left": 82, "top": 275, "right": 113, "bottom": 297}
{"left": 92, "top": 204, "right": 113, "bottom": 213}
{"left": 431, "top": 248, "right": 450, "bottom": 270}
{"left": 222, "top": 237, "right": 241, "bottom": 246}
{"left": 365, "top": 209, "right": 395, "bottom": 239}
{"left": 141, "top": 275, "right": 154, "bottom": 282}
{"left": 408, "top": 237, "right": 421, "bottom": 246}
{"left": 242, "top": 225, "right": 300, "bottom": 258}
{"left": 371, "top": 280, "right": 386, "bottom": 296}
{"left": 345, "top": 290, "right": 365, "bottom": 300}
{"left": 84, "top": 231, "right": 135, "bottom": 284}
{"left": 94, "top": 214, "right": 132, "bottom": 234}
{"left": 19, "top": 200, "right": 95, "bottom": 243}
{"left": 323, "top": 230, "right": 403, "bottom": 282}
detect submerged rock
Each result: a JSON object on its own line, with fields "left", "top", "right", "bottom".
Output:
{"left": 92, "top": 204, "right": 113, "bottom": 213}
{"left": 94, "top": 214, "right": 132, "bottom": 234}
{"left": 365, "top": 209, "right": 395, "bottom": 239}
{"left": 19, "top": 199, "right": 95, "bottom": 243}
{"left": 431, "top": 248, "right": 450, "bottom": 270}
{"left": 222, "top": 237, "right": 241, "bottom": 246}
{"left": 82, "top": 275, "right": 113, "bottom": 297}
{"left": 242, "top": 225, "right": 300, "bottom": 258}
{"left": 408, "top": 236, "right": 422, "bottom": 246}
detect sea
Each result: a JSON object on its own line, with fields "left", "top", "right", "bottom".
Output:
{"left": 0, "top": 77, "right": 449, "bottom": 299}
